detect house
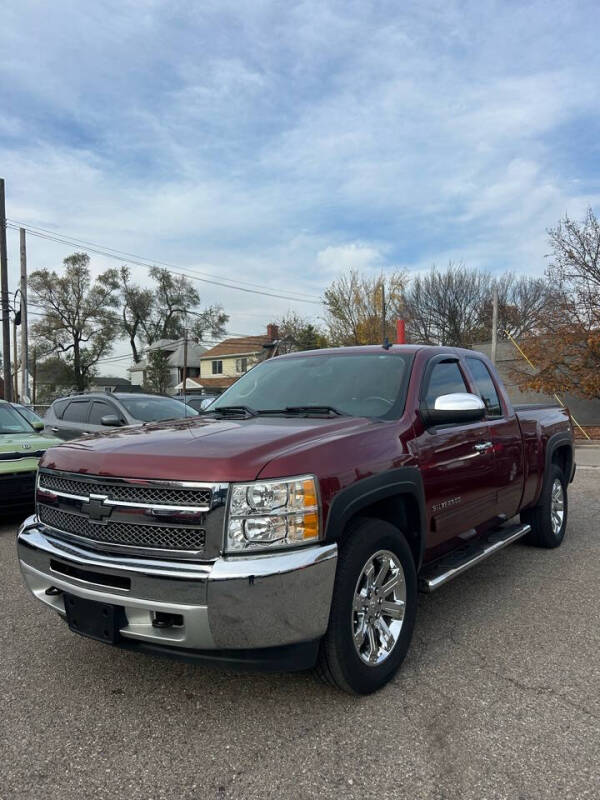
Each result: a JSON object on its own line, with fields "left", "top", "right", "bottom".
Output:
{"left": 89, "top": 376, "right": 133, "bottom": 393}
{"left": 128, "top": 339, "right": 207, "bottom": 392}
{"left": 197, "top": 324, "right": 280, "bottom": 393}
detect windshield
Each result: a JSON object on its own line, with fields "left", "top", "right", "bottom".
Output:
{"left": 0, "top": 403, "right": 34, "bottom": 434}
{"left": 211, "top": 352, "right": 413, "bottom": 419}
{"left": 12, "top": 404, "right": 42, "bottom": 425}
{"left": 118, "top": 395, "right": 199, "bottom": 422}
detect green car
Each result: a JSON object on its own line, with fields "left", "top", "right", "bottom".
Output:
{"left": 0, "top": 400, "right": 61, "bottom": 512}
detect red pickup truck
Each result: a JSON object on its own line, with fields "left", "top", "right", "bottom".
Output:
{"left": 17, "top": 345, "right": 575, "bottom": 693}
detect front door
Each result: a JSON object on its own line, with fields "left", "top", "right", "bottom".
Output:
{"left": 414, "top": 356, "right": 497, "bottom": 556}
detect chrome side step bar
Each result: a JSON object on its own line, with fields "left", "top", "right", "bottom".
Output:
{"left": 419, "top": 522, "right": 531, "bottom": 592}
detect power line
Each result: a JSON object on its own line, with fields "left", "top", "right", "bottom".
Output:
{"left": 6, "top": 220, "right": 322, "bottom": 305}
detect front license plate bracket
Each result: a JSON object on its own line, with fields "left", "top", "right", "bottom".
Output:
{"left": 63, "top": 594, "right": 126, "bottom": 644}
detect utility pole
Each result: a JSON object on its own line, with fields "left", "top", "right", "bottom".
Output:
{"left": 183, "top": 329, "right": 188, "bottom": 392}
{"left": 20, "top": 228, "right": 29, "bottom": 402}
{"left": 491, "top": 285, "right": 498, "bottom": 364}
{"left": 381, "top": 282, "right": 386, "bottom": 343}
{"left": 13, "top": 311, "right": 18, "bottom": 400}
{"left": 0, "top": 178, "right": 12, "bottom": 401}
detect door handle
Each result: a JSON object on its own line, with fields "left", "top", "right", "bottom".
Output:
{"left": 474, "top": 441, "right": 493, "bottom": 452}
{"left": 51, "top": 427, "right": 59, "bottom": 433}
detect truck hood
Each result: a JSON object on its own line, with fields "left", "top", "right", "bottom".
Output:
{"left": 39, "top": 415, "right": 376, "bottom": 482}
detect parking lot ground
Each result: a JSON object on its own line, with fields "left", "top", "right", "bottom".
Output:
{"left": 1, "top": 470, "right": 599, "bottom": 800}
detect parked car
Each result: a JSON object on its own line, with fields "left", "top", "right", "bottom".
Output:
{"left": 44, "top": 392, "right": 199, "bottom": 440}
{"left": 175, "top": 394, "right": 218, "bottom": 412}
{"left": 11, "top": 403, "right": 45, "bottom": 429}
{"left": 0, "top": 400, "right": 61, "bottom": 512}
{"left": 18, "top": 345, "right": 574, "bottom": 693}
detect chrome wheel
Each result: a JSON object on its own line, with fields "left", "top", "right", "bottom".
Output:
{"left": 551, "top": 478, "right": 565, "bottom": 535}
{"left": 352, "top": 549, "right": 406, "bottom": 666}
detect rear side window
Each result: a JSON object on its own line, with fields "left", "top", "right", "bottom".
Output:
{"left": 424, "top": 361, "right": 468, "bottom": 407}
{"left": 466, "top": 358, "right": 503, "bottom": 417}
{"left": 52, "top": 398, "right": 70, "bottom": 419}
{"left": 63, "top": 401, "right": 90, "bottom": 423}
{"left": 89, "top": 401, "right": 116, "bottom": 425}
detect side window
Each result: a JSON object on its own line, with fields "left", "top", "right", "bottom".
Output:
{"left": 63, "top": 401, "right": 90, "bottom": 423}
{"left": 89, "top": 401, "right": 115, "bottom": 425}
{"left": 466, "top": 358, "right": 503, "bottom": 417}
{"left": 424, "top": 361, "right": 468, "bottom": 408}
{"left": 52, "top": 398, "right": 70, "bottom": 419}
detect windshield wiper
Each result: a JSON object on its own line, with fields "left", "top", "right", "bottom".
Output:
{"left": 201, "top": 405, "right": 258, "bottom": 418}
{"left": 256, "top": 405, "right": 347, "bottom": 417}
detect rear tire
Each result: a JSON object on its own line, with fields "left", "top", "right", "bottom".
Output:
{"left": 521, "top": 463, "right": 568, "bottom": 548}
{"left": 316, "top": 517, "right": 417, "bottom": 694}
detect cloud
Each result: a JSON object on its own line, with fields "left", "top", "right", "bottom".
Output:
{"left": 317, "top": 242, "right": 386, "bottom": 273}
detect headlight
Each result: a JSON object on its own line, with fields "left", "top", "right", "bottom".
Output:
{"left": 225, "top": 475, "right": 320, "bottom": 552}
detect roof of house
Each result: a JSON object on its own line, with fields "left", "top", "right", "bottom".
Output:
{"left": 200, "top": 336, "right": 274, "bottom": 359}
{"left": 91, "top": 376, "right": 132, "bottom": 387}
{"left": 196, "top": 376, "right": 240, "bottom": 390}
{"left": 167, "top": 341, "right": 207, "bottom": 368}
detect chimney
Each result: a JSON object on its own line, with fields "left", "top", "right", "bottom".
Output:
{"left": 267, "top": 323, "right": 279, "bottom": 340}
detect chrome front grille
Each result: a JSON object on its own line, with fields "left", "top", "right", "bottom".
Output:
{"left": 36, "top": 469, "right": 228, "bottom": 560}
{"left": 37, "top": 505, "right": 207, "bottom": 553}
{"left": 38, "top": 471, "right": 212, "bottom": 508}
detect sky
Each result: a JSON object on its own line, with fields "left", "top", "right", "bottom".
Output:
{"left": 2, "top": 0, "right": 600, "bottom": 376}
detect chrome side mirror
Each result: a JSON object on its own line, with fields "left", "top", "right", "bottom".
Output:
{"left": 421, "top": 392, "right": 485, "bottom": 427}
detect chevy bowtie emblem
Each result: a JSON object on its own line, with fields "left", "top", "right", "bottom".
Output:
{"left": 82, "top": 494, "right": 112, "bottom": 522}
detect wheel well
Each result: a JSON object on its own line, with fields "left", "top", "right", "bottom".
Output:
{"left": 552, "top": 444, "right": 573, "bottom": 481}
{"left": 341, "top": 494, "right": 422, "bottom": 568}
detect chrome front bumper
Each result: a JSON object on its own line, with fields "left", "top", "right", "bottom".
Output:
{"left": 17, "top": 516, "right": 338, "bottom": 653}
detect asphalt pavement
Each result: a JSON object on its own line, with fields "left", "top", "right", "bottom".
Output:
{"left": 1, "top": 468, "right": 599, "bottom": 800}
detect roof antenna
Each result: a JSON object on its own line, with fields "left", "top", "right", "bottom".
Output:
{"left": 382, "top": 337, "right": 392, "bottom": 350}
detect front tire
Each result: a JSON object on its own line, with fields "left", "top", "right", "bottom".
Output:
{"left": 316, "top": 518, "right": 417, "bottom": 694}
{"left": 521, "top": 463, "right": 568, "bottom": 548}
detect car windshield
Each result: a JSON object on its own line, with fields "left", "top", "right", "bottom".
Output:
{"left": 0, "top": 403, "right": 34, "bottom": 434}
{"left": 210, "top": 352, "right": 413, "bottom": 419}
{"left": 118, "top": 395, "right": 199, "bottom": 422}
{"left": 12, "top": 404, "right": 42, "bottom": 425}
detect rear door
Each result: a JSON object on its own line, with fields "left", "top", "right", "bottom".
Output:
{"left": 465, "top": 356, "right": 523, "bottom": 519}
{"left": 51, "top": 399, "right": 92, "bottom": 440}
{"left": 414, "top": 355, "right": 497, "bottom": 554}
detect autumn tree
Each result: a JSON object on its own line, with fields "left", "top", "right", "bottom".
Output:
{"left": 323, "top": 269, "right": 407, "bottom": 345}
{"left": 513, "top": 208, "right": 600, "bottom": 399}
{"left": 29, "top": 253, "right": 120, "bottom": 391}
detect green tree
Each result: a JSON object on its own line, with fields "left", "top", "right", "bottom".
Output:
{"left": 29, "top": 253, "right": 120, "bottom": 391}
{"left": 144, "top": 349, "right": 171, "bottom": 394}
{"left": 119, "top": 266, "right": 154, "bottom": 363}
{"left": 276, "top": 311, "right": 329, "bottom": 352}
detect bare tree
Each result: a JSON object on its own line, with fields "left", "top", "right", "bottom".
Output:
{"left": 404, "top": 263, "right": 491, "bottom": 346}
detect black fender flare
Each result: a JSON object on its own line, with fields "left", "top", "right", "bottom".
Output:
{"left": 324, "top": 467, "right": 427, "bottom": 569}
{"left": 545, "top": 430, "right": 575, "bottom": 485}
